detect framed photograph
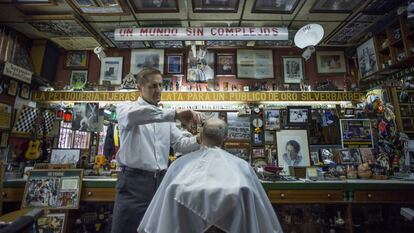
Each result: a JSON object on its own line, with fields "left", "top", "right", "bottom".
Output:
{"left": 187, "top": 50, "right": 215, "bottom": 82}
{"left": 130, "top": 49, "right": 164, "bottom": 75}
{"left": 357, "top": 38, "right": 378, "bottom": 78}
{"left": 252, "top": 0, "right": 300, "bottom": 14}
{"left": 340, "top": 119, "right": 374, "bottom": 148}
{"left": 166, "top": 54, "right": 183, "bottom": 74}
{"left": 216, "top": 53, "right": 236, "bottom": 75}
{"left": 349, "top": 148, "right": 363, "bottom": 164}
{"left": 237, "top": 49, "right": 273, "bottom": 79}
{"left": 130, "top": 0, "right": 179, "bottom": 12}
{"left": 319, "top": 148, "right": 333, "bottom": 161}
{"left": 72, "top": 103, "right": 99, "bottom": 132}
{"left": 359, "top": 148, "right": 376, "bottom": 164}
{"left": 339, "top": 149, "right": 352, "bottom": 164}
{"left": 264, "top": 109, "right": 280, "bottom": 130}
{"left": 310, "top": 151, "right": 320, "bottom": 165}
{"left": 310, "top": 0, "right": 360, "bottom": 13}
{"left": 19, "top": 83, "right": 30, "bottom": 99}
{"left": 70, "top": 70, "right": 88, "bottom": 90}
{"left": 252, "top": 148, "right": 265, "bottom": 159}
{"left": 344, "top": 108, "right": 355, "bottom": 116}
{"left": 7, "top": 79, "right": 18, "bottom": 96}
{"left": 226, "top": 112, "right": 250, "bottom": 140}
{"left": 37, "top": 212, "right": 67, "bottom": 233}
{"left": 65, "top": 51, "right": 88, "bottom": 69}
{"left": 99, "top": 57, "right": 123, "bottom": 85}
{"left": 265, "top": 130, "right": 275, "bottom": 144}
{"left": 22, "top": 169, "right": 83, "bottom": 209}
{"left": 276, "top": 129, "right": 310, "bottom": 167}
{"left": 192, "top": 0, "right": 239, "bottom": 12}
{"left": 282, "top": 57, "right": 304, "bottom": 83}
{"left": 316, "top": 51, "right": 347, "bottom": 74}
{"left": 0, "top": 103, "right": 12, "bottom": 130}
{"left": 287, "top": 106, "right": 311, "bottom": 126}
{"left": 0, "top": 131, "right": 9, "bottom": 147}
{"left": 50, "top": 149, "right": 81, "bottom": 164}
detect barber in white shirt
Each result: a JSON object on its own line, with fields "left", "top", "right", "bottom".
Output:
{"left": 111, "top": 68, "right": 201, "bottom": 233}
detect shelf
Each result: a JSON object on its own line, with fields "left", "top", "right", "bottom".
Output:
{"left": 396, "top": 90, "right": 414, "bottom": 93}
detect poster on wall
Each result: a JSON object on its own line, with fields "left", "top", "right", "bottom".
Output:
{"left": 187, "top": 49, "right": 215, "bottom": 82}
{"left": 99, "top": 57, "right": 123, "bottom": 85}
{"left": 340, "top": 119, "right": 374, "bottom": 148}
{"left": 130, "top": 49, "right": 164, "bottom": 74}
{"left": 227, "top": 112, "right": 250, "bottom": 140}
{"left": 237, "top": 49, "right": 273, "bottom": 79}
{"left": 72, "top": 103, "right": 99, "bottom": 132}
{"left": 22, "top": 169, "right": 83, "bottom": 209}
{"left": 357, "top": 38, "right": 378, "bottom": 78}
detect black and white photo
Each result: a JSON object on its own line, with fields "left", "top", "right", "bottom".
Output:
{"left": 50, "top": 149, "right": 81, "bottom": 164}
{"left": 227, "top": 112, "right": 250, "bottom": 140}
{"left": 72, "top": 103, "right": 99, "bottom": 132}
{"left": 282, "top": 57, "right": 304, "bottom": 83}
{"left": 310, "top": 152, "right": 320, "bottom": 165}
{"left": 357, "top": 38, "right": 378, "bottom": 78}
{"left": 187, "top": 50, "right": 215, "bottom": 82}
{"left": 264, "top": 109, "right": 280, "bottom": 130}
{"left": 287, "top": 106, "right": 310, "bottom": 125}
{"left": 130, "top": 49, "right": 164, "bottom": 74}
{"left": 276, "top": 129, "right": 310, "bottom": 170}
{"left": 100, "top": 57, "right": 123, "bottom": 85}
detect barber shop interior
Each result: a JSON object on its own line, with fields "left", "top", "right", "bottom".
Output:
{"left": 1, "top": 0, "right": 414, "bottom": 232}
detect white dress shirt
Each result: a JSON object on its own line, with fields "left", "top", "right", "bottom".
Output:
{"left": 116, "top": 97, "right": 199, "bottom": 171}
{"left": 138, "top": 147, "right": 283, "bottom": 233}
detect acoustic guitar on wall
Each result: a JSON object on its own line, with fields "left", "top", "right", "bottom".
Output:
{"left": 24, "top": 139, "right": 41, "bottom": 160}
{"left": 24, "top": 110, "right": 43, "bottom": 160}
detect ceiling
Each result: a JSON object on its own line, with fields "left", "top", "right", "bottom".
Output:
{"left": 0, "top": 0, "right": 405, "bottom": 50}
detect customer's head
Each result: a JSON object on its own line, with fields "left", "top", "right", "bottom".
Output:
{"left": 285, "top": 140, "right": 300, "bottom": 157}
{"left": 137, "top": 68, "right": 162, "bottom": 105}
{"left": 200, "top": 118, "right": 227, "bottom": 147}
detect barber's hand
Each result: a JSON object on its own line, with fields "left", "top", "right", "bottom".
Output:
{"left": 176, "top": 109, "right": 202, "bottom": 129}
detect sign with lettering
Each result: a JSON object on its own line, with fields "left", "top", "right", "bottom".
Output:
{"left": 3, "top": 62, "right": 33, "bottom": 84}
{"left": 32, "top": 91, "right": 364, "bottom": 102}
{"left": 114, "top": 27, "right": 288, "bottom": 41}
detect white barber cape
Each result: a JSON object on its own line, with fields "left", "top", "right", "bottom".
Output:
{"left": 137, "top": 146, "right": 283, "bottom": 233}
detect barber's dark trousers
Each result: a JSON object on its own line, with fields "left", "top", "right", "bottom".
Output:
{"left": 111, "top": 169, "right": 164, "bottom": 233}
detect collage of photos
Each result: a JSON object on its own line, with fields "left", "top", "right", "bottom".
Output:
{"left": 37, "top": 213, "right": 66, "bottom": 233}
{"left": 22, "top": 170, "right": 82, "bottom": 209}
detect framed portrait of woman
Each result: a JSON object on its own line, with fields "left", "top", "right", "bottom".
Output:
{"left": 276, "top": 129, "right": 310, "bottom": 168}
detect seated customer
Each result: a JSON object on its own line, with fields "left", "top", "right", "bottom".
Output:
{"left": 138, "top": 118, "right": 283, "bottom": 233}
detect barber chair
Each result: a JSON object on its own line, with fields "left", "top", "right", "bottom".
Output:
{"left": 0, "top": 208, "right": 43, "bottom": 233}
{"left": 0, "top": 161, "right": 43, "bottom": 233}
